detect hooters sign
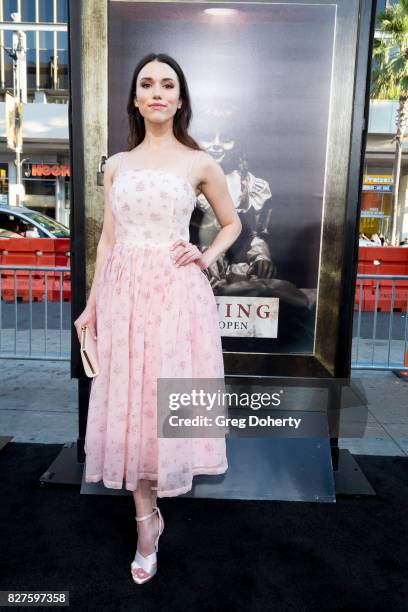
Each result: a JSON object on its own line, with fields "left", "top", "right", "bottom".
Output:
{"left": 28, "top": 164, "right": 70, "bottom": 178}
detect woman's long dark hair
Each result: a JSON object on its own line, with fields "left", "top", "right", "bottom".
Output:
{"left": 126, "top": 53, "right": 201, "bottom": 152}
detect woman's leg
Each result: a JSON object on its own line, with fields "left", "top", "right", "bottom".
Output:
{"left": 131, "top": 478, "right": 161, "bottom": 579}
{"left": 150, "top": 479, "right": 158, "bottom": 508}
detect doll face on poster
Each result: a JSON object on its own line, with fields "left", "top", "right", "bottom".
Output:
{"left": 199, "top": 130, "right": 235, "bottom": 164}
{"left": 134, "top": 60, "right": 182, "bottom": 124}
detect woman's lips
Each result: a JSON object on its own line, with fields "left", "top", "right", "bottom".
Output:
{"left": 150, "top": 105, "right": 165, "bottom": 109}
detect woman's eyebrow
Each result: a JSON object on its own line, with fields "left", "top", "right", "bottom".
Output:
{"left": 139, "top": 77, "right": 175, "bottom": 82}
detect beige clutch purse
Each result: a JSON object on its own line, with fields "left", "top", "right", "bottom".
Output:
{"left": 80, "top": 325, "right": 99, "bottom": 378}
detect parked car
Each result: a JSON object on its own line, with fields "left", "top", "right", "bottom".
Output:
{"left": 0, "top": 205, "right": 69, "bottom": 238}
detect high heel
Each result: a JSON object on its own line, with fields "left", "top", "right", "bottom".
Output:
{"left": 131, "top": 505, "right": 164, "bottom": 584}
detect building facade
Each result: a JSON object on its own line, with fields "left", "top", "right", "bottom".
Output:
{"left": 0, "top": 0, "right": 69, "bottom": 227}
{"left": 361, "top": 0, "right": 408, "bottom": 244}
{"left": 364, "top": 100, "right": 408, "bottom": 243}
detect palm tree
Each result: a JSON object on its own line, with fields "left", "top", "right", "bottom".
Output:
{"left": 371, "top": 0, "right": 408, "bottom": 245}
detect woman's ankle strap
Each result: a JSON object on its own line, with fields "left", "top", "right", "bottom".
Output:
{"left": 135, "top": 507, "right": 157, "bottom": 522}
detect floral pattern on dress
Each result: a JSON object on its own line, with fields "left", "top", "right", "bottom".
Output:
{"left": 84, "top": 167, "right": 228, "bottom": 497}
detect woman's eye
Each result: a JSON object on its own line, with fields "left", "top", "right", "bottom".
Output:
{"left": 140, "top": 83, "right": 174, "bottom": 88}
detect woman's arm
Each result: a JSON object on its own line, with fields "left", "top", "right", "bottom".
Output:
{"left": 195, "top": 151, "right": 242, "bottom": 269}
{"left": 74, "top": 153, "right": 120, "bottom": 341}
{"left": 85, "top": 153, "right": 119, "bottom": 309}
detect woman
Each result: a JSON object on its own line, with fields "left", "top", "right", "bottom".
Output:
{"left": 74, "top": 52, "right": 242, "bottom": 584}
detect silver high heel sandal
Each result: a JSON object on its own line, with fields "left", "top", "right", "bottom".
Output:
{"left": 131, "top": 505, "right": 165, "bottom": 584}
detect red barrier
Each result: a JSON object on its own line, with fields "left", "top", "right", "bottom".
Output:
{"left": 0, "top": 238, "right": 70, "bottom": 302}
{"left": 53, "top": 239, "right": 71, "bottom": 301}
{"left": 356, "top": 247, "right": 408, "bottom": 312}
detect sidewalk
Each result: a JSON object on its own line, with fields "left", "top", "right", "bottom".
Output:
{"left": 0, "top": 360, "right": 407, "bottom": 456}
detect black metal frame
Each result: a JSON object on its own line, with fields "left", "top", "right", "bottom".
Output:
{"left": 68, "top": 0, "right": 89, "bottom": 462}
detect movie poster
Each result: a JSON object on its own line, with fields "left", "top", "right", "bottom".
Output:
{"left": 108, "top": 1, "right": 336, "bottom": 355}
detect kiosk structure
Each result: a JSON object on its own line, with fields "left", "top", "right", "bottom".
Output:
{"left": 39, "top": 0, "right": 377, "bottom": 501}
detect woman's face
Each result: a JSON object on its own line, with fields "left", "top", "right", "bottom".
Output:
{"left": 134, "top": 60, "right": 182, "bottom": 124}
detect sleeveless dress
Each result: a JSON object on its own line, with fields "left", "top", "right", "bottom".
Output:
{"left": 84, "top": 149, "right": 229, "bottom": 497}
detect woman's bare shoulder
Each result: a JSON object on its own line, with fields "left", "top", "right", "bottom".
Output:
{"left": 194, "top": 149, "right": 223, "bottom": 179}
{"left": 104, "top": 151, "right": 125, "bottom": 179}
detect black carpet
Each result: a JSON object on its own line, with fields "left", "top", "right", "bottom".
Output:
{"left": 0, "top": 442, "right": 407, "bottom": 612}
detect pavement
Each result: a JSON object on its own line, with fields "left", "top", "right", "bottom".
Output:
{"left": 0, "top": 359, "right": 407, "bottom": 456}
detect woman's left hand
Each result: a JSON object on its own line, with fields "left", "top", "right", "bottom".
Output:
{"left": 170, "top": 239, "right": 208, "bottom": 270}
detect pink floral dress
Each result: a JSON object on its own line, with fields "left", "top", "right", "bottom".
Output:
{"left": 84, "top": 150, "right": 228, "bottom": 497}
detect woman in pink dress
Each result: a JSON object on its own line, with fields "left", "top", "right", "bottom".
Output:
{"left": 74, "top": 52, "right": 242, "bottom": 584}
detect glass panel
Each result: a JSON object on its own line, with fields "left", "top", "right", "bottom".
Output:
{"left": 65, "top": 180, "right": 70, "bottom": 208}
{"left": 26, "top": 30, "right": 36, "bottom": 89}
{"left": 57, "top": 31, "right": 68, "bottom": 89}
{"left": 3, "top": 30, "right": 14, "bottom": 89}
{"left": 39, "top": 31, "right": 54, "bottom": 88}
{"left": 57, "top": 30, "right": 67, "bottom": 50}
{"left": 39, "top": 30, "right": 53, "bottom": 49}
{"left": 57, "top": 0, "right": 68, "bottom": 23}
{"left": 0, "top": 164, "right": 9, "bottom": 195}
{"left": 3, "top": 0, "right": 18, "bottom": 22}
{"left": 39, "top": 49, "right": 53, "bottom": 88}
{"left": 38, "top": 0, "right": 54, "bottom": 22}
{"left": 24, "top": 178, "right": 54, "bottom": 196}
{"left": 21, "top": 0, "right": 36, "bottom": 21}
